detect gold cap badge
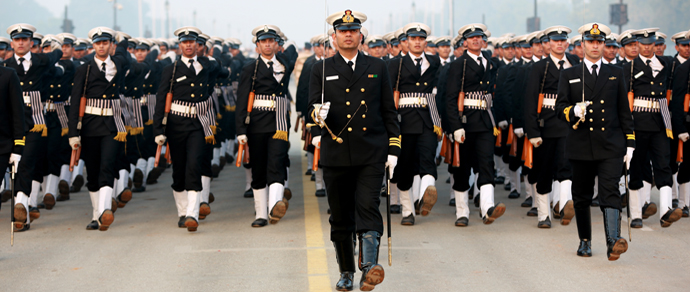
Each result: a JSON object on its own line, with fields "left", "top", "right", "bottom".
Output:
{"left": 342, "top": 10, "right": 354, "bottom": 23}
{"left": 589, "top": 24, "right": 600, "bottom": 35}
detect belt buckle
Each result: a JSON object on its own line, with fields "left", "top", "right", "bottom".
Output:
{"left": 270, "top": 100, "right": 275, "bottom": 108}
{"left": 100, "top": 108, "right": 105, "bottom": 116}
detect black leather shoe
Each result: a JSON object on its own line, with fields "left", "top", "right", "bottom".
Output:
{"left": 98, "top": 210, "right": 114, "bottom": 231}
{"left": 455, "top": 217, "right": 468, "bottom": 227}
{"left": 305, "top": 169, "right": 313, "bottom": 176}
{"left": 494, "top": 176, "right": 505, "bottom": 184}
{"left": 336, "top": 272, "right": 354, "bottom": 291}
{"left": 526, "top": 207, "right": 538, "bottom": 217}
{"left": 401, "top": 214, "right": 415, "bottom": 226}
{"left": 37, "top": 202, "right": 46, "bottom": 209}
{"left": 327, "top": 208, "right": 331, "bottom": 214}
{"left": 642, "top": 202, "right": 657, "bottom": 219}
{"left": 660, "top": 207, "right": 682, "bottom": 227}
{"left": 0, "top": 190, "right": 11, "bottom": 203}
{"left": 521, "top": 197, "right": 532, "bottom": 208}
{"left": 449, "top": 198, "right": 455, "bottom": 206}
{"left": 414, "top": 200, "right": 421, "bottom": 215}
{"left": 43, "top": 193, "right": 56, "bottom": 210}
{"left": 390, "top": 204, "right": 401, "bottom": 214}
{"left": 446, "top": 176, "right": 451, "bottom": 184}
{"left": 310, "top": 173, "right": 315, "bottom": 181}
{"left": 560, "top": 200, "right": 575, "bottom": 225}
{"left": 553, "top": 204, "right": 561, "bottom": 219}
{"left": 185, "top": 217, "right": 198, "bottom": 232}
{"left": 86, "top": 220, "right": 99, "bottom": 230}
{"left": 315, "top": 189, "right": 326, "bottom": 197}
{"left": 226, "top": 154, "right": 234, "bottom": 165}
{"left": 630, "top": 218, "right": 643, "bottom": 228}
{"left": 538, "top": 217, "right": 551, "bottom": 228}
{"left": 683, "top": 206, "right": 689, "bottom": 218}
{"left": 199, "top": 203, "right": 211, "bottom": 219}
{"left": 358, "top": 231, "right": 385, "bottom": 291}
{"left": 590, "top": 198, "right": 600, "bottom": 207}
{"left": 133, "top": 169, "right": 144, "bottom": 188}
{"left": 603, "top": 208, "right": 627, "bottom": 261}
{"left": 211, "top": 164, "right": 220, "bottom": 178}
{"left": 57, "top": 180, "right": 70, "bottom": 201}
{"left": 244, "top": 189, "right": 253, "bottom": 198}
{"left": 251, "top": 218, "right": 268, "bottom": 227}
{"left": 178, "top": 216, "right": 186, "bottom": 228}
{"left": 483, "top": 203, "right": 506, "bottom": 224}
{"left": 14, "top": 223, "right": 30, "bottom": 232}
{"left": 503, "top": 182, "right": 511, "bottom": 191}
{"left": 672, "top": 199, "right": 679, "bottom": 209}
{"left": 71, "top": 175, "right": 84, "bottom": 192}
{"left": 29, "top": 206, "right": 40, "bottom": 222}
{"left": 219, "top": 156, "right": 227, "bottom": 169}
{"left": 118, "top": 189, "right": 133, "bottom": 207}
{"left": 209, "top": 193, "right": 215, "bottom": 204}
{"left": 621, "top": 193, "right": 628, "bottom": 208}
{"left": 132, "top": 186, "right": 146, "bottom": 193}
{"left": 334, "top": 239, "right": 355, "bottom": 291}
{"left": 147, "top": 167, "right": 164, "bottom": 185}
{"left": 576, "top": 239, "right": 592, "bottom": 257}
{"left": 508, "top": 190, "right": 520, "bottom": 199}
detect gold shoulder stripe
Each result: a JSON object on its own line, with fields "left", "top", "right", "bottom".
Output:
{"left": 626, "top": 134, "right": 635, "bottom": 140}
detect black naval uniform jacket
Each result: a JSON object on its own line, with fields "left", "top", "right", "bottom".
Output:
{"left": 524, "top": 55, "right": 580, "bottom": 139}
{"left": 0, "top": 67, "right": 26, "bottom": 155}
{"left": 493, "top": 59, "right": 519, "bottom": 125}
{"left": 143, "top": 51, "right": 172, "bottom": 96}
{"left": 623, "top": 56, "right": 675, "bottom": 133}
{"left": 46, "top": 59, "right": 74, "bottom": 103}
{"left": 387, "top": 53, "right": 441, "bottom": 134}
{"left": 153, "top": 55, "right": 219, "bottom": 137}
{"left": 235, "top": 54, "right": 292, "bottom": 136}
{"left": 123, "top": 53, "right": 154, "bottom": 99}
{"left": 435, "top": 56, "right": 455, "bottom": 132}
{"left": 296, "top": 54, "right": 317, "bottom": 116}
{"left": 307, "top": 52, "right": 401, "bottom": 167}
{"left": 555, "top": 62, "right": 635, "bottom": 161}
{"left": 2, "top": 50, "right": 62, "bottom": 98}
{"left": 69, "top": 40, "right": 130, "bottom": 138}
{"left": 445, "top": 50, "right": 497, "bottom": 133}
{"left": 670, "top": 57, "right": 690, "bottom": 134}
{"left": 510, "top": 58, "right": 537, "bottom": 130}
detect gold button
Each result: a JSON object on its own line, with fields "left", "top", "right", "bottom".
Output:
{"left": 58, "top": 84, "right": 61, "bottom": 88}
{"left": 416, "top": 82, "right": 420, "bottom": 86}
{"left": 57, "top": 95, "right": 60, "bottom": 98}
{"left": 589, "top": 109, "right": 593, "bottom": 113}
{"left": 280, "top": 92, "right": 282, "bottom": 95}
{"left": 602, "top": 109, "right": 605, "bottom": 112}
{"left": 601, "top": 127, "right": 605, "bottom": 131}
{"left": 600, "top": 100, "right": 604, "bottom": 104}
{"left": 103, "top": 94, "right": 107, "bottom": 98}
{"left": 348, "top": 127, "right": 352, "bottom": 132}
{"left": 112, "top": 94, "right": 115, "bottom": 97}
{"left": 134, "top": 87, "right": 137, "bottom": 90}
{"left": 650, "top": 81, "right": 654, "bottom": 85}
{"left": 272, "top": 94, "right": 276, "bottom": 97}
{"left": 50, "top": 85, "right": 54, "bottom": 88}
{"left": 602, "top": 118, "right": 605, "bottom": 121}
{"left": 71, "top": 83, "right": 74, "bottom": 86}
{"left": 362, "top": 114, "right": 366, "bottom": 118}
{"left": 361, "top": 100, "right": 366, "bottom": 105}
{"left": 125, "top": 86, "right": 128, "bottom": 90}
{"left": 346, "top": 101, "right": 351, "bottom": 106}
{"left": 191, "top": 83, "right": 194, "bottom": 87}
{"left": 361, "top": 88, "right": 365, "bottom": 92}
{"left": 113, "top": 84, "right": 116, "bottom": 87}
{"left": 488, "top": 81, "right": 490, "bottom": 84}
{"left": 660, "top": 83, "right": 663, "bottom": 86}
{"left": 652, "top": 92, "right": 655, "bottom": 95}
{"left": 589, "top": 118, "right": 593, "bottom": 122}
{"left": 363, "top": 127, "right": 367, "bottom": 131}
{"left": 347, "top": 114, "right": 351, "bottom": 118}
{"left": 281, "top": 83, "right": 284, "bottom": 86}
{"left": 346, "top": 88, "right": 350, "bottom": 93}
{"left": 201, "top": 94, "right": 203, "bottom": 97}
{"left": 480, "top": 81, "right": 483, "bottom": 85}
{"left": 191, "top": 94, "right": 195, "bottom": 98}
{"left": 590, "top": 127, "right": 593, "bottom": 131}
{"left": 50, "top": 95, "right": 54, "bottom": 98}
{"left": 29, "top": 81, "right": 32, "bottom": 85}
{"left": 20, "top": 82, "right": 23, "bottom": 86}
{"left": 424, "top": 82, "right": 428, "bottom": 86}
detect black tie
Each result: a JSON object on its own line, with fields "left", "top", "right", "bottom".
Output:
{"left": 347, "top": 61, "right": 354, "bottom": 72}
{"left": 17, "top": 57, "right": 25, "bottom": 76}
{"left": 558, "top": 60, "right": 565, "bottom": 71}
{"left": 188, "top": 59, "right": 196, "bottom": 75}
{"left": 477, "top": 57, "right": 485, "bottom": 74}
{"left": 415, "top": 57, "right": 422, "bottom": 76}
{"left": 101, "top": 62, "right": 106, "bottom": 74}
{"left": 591, "top": 64, "right": 598, "bottom": 80}
{"left": 646, "top": 59, "right": 652, "bottom": 68}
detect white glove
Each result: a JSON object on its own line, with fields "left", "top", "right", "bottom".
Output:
{"left": 514, "top": 128, "right": 524, "bottom": 138}
{"left": 529, "top": 137, "right": 543, "bottom": 148}
{"left": 498, "top": 120, "right": 508, "bottom": 129}
{"left": 574, "top": 102, "right": 588, "bottom": 119}
{"left": 9, "top": 154, "right": 21, "bottom": 166}
{"left": 69, "top": 137, "right": 81, "bottom": 150}
{"left": 155, "top": 135, "right": 167, "bottom": 146}
{"left": 679, "top": 133, "right": 689, "bottom": 142}
{"left": 385, "top": 155, "right": 398, "bottom": 178}
{"left": 319, "top": 102, "right": 331, "bottom": 122}
{"left": 624, "top": 147, "right": 634, "bottom": 170}
{"left": 453, "top": 129, "right": 465, "bottom": 144}
{"left": 214, "top": 87, "right": 222, "bottom": 96}
{"left": 237, "top": 134, "right": 247, "bottom": 145}
{"left": 312, "top": 136, "right": 321, "bottom": 147}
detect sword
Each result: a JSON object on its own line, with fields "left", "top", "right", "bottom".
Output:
{"left": 624, "top": 166, "right": 631, "bottom": 242}
{"left": 385, "top": 166, "right": 392, "bottom": 266}
{"left": 10, "top": 163, "right": 16, "bottom": 246}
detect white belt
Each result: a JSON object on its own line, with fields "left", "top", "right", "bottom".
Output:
{"left": 45, "top": 102, "right": 57, "bottom": 111}
{"left": 633, "top": 99, "right": 660, "bottom": 109}
{"left": 23, "top": 95, "right": 31, "bottom": 105}
{"left": 85, "top": 106, "right": 114, "bottom": 116}
{"left": 464, "top": 99, "right": 488, "bottom": 109}
{"left": 398, "top": 97, "right": 428, "bottom": 106}
{"left": 171, "top": 103, "right": 197, "bottom": 115}
{"left": 253, "top": 99, "right": 276, "bottom": 109}
{"left": 542, "top": 98, "right": 556, "bottom": 107}
{"left": 140, "top": 98, "right": 147, "bottom": 105}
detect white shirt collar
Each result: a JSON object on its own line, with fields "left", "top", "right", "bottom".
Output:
{"left": 341, "top": 52, "right": 359, "bottom": 69}
{"left": 467, "top": 50, "right": 487, "bottom": 67}
{"left": 603, "top": 57, "right": 617, "bottom": 64}
{"left": 583, "top": 57, "right": 602, "bottom": 75}
{"left": 677, "top": 55, "right": 688, "bottom": 64}
{"left": 550, "top": 53, "right": 571, "bottom": 68}
{"left": 181, "top": 55, "right": 198, "bottom": 65}
{"left": 408, "top": 51, "right": 428, "bottom": 63}
{"left": 14, "top": 51, "right": 31, "bottom": 62}
{"left": 441, "top": 56, "right": 452, "bottom": 64}
{"left": 532, "top": 55, "right": 541, "bottom": 62}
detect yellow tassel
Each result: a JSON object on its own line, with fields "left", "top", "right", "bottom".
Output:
{"left": 272, "top": 130, "right": 289, "bottom": 141}
{"left": 225, "top": 105, "right": 236, "bottom": 112}
{"left": 210, "top": 125, "right": 217, "bottom": 135}
{"left": 145, "top": 120, "right": 153, "bottom": 125}
{"left": 216, "top": 113, "right": 223, "bottom": 119}
{"left": 42, "top": 127, "right": 48, "bottom": 137}
{"left": 433, "top": 126, "right": 443, "bottom": 137}
{"left": 205, "top": 135, "right": 216, "bottom": 144}
{"left": 61, "top": 128, "right": 68, "bottom": 136}
{"left": 30, "top": 124, "right": 46, "bottom": 134}
{"left": 493, "top": 127, "right": 500, "bottom": 136}
{"left": 130, "top": 127, "right": 144, "bottom": 135}
{"left": 667, "top": 129, "right": 673, "bottom": 139}
{"left": 114, "top": 132, "right": 128, "bottom": 142}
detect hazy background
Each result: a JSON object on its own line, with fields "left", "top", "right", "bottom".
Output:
{"left": 4, "top": 0, "right": 690, "bottom": 54}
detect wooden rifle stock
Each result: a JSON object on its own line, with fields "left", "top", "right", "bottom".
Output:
{"left": 155, "top": 144, "right": 162, "bottom": 167}
{"left": 627, "top": 92, "right": 634, "bottom": 112}
{"left": 236, "top": 143, "right": 245, "bottom": 167}
{"left": 443, "top": 136, "right": 452, "bottom": 164}
{"left": 452, "top": 141, "right": 460, "bottom": 167}
{"left": 506, "top": 124, "right": 514, "bottom": 146}
{"left": 666, "top": 89, "right": 672, "bottom": 104}
{"left": 439, "top": 134, "right": 448, "bottom": 158}
{"left": 678, "top": 139, "right": 683, "bottom": 163}
{"left": 393, "top": 91, "right": 400, "bottom": 110}
{"left": 69, "top": 96, "right": 88, "bottom": 171}
{"left": 523, "top": 137, "right": 533, "bottom": 169}
{"left": 684, "top": 93, "right": 690, "bottom": 113}
{"left": 537, "top": 93, "right": 545, "bottom": 115}
{"left": 495, "top": 128, "right": 502, "bottom": 147}
{"left": 313, "top": 142, "right": 320, "bottom": 171}
{"left": 165, "top": 143, "right": 171, "bottom": 164}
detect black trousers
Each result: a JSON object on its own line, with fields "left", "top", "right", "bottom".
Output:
{"left": 142, "top": 107, "right": 157, "bottom": 159}
{"left": 571, "top": 158, "right": 623, "bottom": 211}
{"left": 16, "top": 132, "right": 46, "bottom": 194}
{"left": 452, "top": 131, "right": 494, "bottom": 192}
{"left": 201, "top": 142, "right": 213, "bottom": 177}
{"left": 0, "top": 153, "right": 10, "bottom": 194}
{"left": 507, "top": 136, "right": 525, "bottom": 172}
{"left": 126, "top": 133, "right": 149, "bottom": 165}
{"left": 247, "top": 133, "right": 289, "bottom": 189}
{"left": 44, "top": 112, "right": 63, "bottom": 176}
{"left": 82, "top": 134, "right": 124, "bottom": 192}
{"left": 324, "top": 163, "right": 385, "bottom": 242}
{"left": 528, "top": 137, "right": 572, "bottom": 194}
{"left": 629, "top": 130, "right": 672, "bottom": 190}
{"left": 677, "top": 136, "right": 690, "bottom": 184}
{"left": 394, "top": 128, "right": 437, "bottom": 191}
{"left": 168, "top": 128, "right": 205, "bottom": 192}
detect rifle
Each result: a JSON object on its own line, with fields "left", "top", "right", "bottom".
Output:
{"left": 70, "top": 64, "right": 90, "bottom": 172}
{"left": 385, "top": 165, "right": 392, "bottom": 266}
{"left": 393, "top": 58, "right": 403, "bottom": 109}
{"left": 452, "top": 59, "right": 467, "bottom": 168}
{"left": 9, "top": 163, "right": 16, "bottom": 246}
{"left": 680, "top": 69, "right": 690, "bottom": 163}
{"left": 155, "top": 60, "right": 178, "bottom": 167}
{"left": 523, "top": 61, "right": 549, "bottom": 169}
{"left": 236, "top": 60, "right": 261, "bottom": 168}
